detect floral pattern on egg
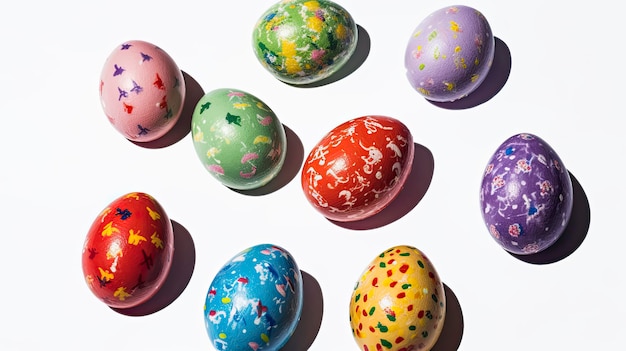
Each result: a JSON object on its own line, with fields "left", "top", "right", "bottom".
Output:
{"left": 479, "top": 133, "right": 574, "bottom": 255}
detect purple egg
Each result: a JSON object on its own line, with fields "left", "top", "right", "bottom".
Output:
{"left": 404, "top": 5, "right": 495, "bottom": 102}
{"left": 479, "top": 133, "right": 573, "bottom": 255}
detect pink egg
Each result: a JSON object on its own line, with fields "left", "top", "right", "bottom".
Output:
{"left": 99, "top": 40, "right": 186, "bottom": 142}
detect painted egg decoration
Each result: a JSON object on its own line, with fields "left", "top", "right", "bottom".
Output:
{"left": 404, "top": 5, "right": 495, "bottom": 102}
{"left": 204, "top": 244, "right": 303, "bottom": 351}
{"left": 350, "top": 245, "right": 446, "bottom": 351}
{"left": 252, "top": 0, "right": 358, "bottom": 85}
{"left": 99, "top": 40, "right": 186, "bottom": 142}
{"left": 479, "top": 133, "right": 574, "bottom": 255}
{"left": 191, "top": 88, "right": 287, "bottom": 190}
{"left": 81, "top": 192, "right": 174, "bottom": 309}
{"left": 301, "top": 115, "right": 414, "bottom": 222}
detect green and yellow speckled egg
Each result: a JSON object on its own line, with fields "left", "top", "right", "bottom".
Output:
{"left": 349, "top": 245, "right": 446, "bottom": 351}
{"left": 191, "top": 88, "right": 287, "bottom": 190}
{"left": 252, "top": 0, "right": 358, "bottom": 85}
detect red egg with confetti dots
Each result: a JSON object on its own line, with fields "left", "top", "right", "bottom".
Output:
{"left": 81, "top": 192, "right": 174, "bottom": 309}
{"left": 301, "top": 115, "right": 414, "bottom": 222}
{"left": 99, "top": 40, "right": 186, "bottom": 142}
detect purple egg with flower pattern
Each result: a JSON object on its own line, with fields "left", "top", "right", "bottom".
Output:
{"left": 479, "top": 133, "right": 573, "bottom": 255}
{"left": 404, "top": 5, "right": 495, "bottom": 102}
{"left": 204, "top": 244, "right": 303, "bottom": 351}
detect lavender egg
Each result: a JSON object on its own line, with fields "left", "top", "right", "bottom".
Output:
{"left": 404, "top": 5, "right": 495, "bottom": 102}
{"left": 479, "top": 133, "right": 573, "bottom": 255}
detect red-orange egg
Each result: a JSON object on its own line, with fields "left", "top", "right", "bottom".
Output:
{"left": 81, "top": 192, "right": 174, "bottom": 309}
{"left": 301, "top": 116, "right": 414, "bottom": 222}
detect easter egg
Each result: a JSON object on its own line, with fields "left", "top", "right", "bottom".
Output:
{"left": 99, "top": 40, "right": 186, "bottom": 142}
{"left": 301, "top": 115, "right": 414, "bottom": 222}
{"left": 479, "top": 133, "right": 574, "bottom": 255}
{"left": 404, "top": 5, "right": 495, "bottom": 102}
{"left": 252, "top": 0, "right": 358, "bottom": 85}
{"left": 349, "top": 245, "right": 446, "bottom": 351}
{"left": 191, "top": 88, "right": 287, "bottom": 190}
{"left": 204, "top": 244, "right": 303, "bottom": 351}
{"left": 81, "top": 192, "right": 174, "bottom": 309}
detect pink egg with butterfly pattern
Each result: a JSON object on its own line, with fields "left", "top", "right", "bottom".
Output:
{"left": 99, "top": 40, "right": 186, "bottom": 142}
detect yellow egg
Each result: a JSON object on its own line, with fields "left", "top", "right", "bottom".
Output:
{"left": 349, "top": 245, "right": 445, "bottom": 351}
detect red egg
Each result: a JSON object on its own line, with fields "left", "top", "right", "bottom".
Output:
{"left": 81, "top": 192, "right": 174, "bottom": 309}
{"left": 301, "top": 116, "right": 414, "bottom": 222}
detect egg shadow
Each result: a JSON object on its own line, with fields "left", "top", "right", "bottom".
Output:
{"left": 130, "top": 70, "right": 205, "bottom": 149}
{"left": 280, "top": 270, "right": 324, "bottom": 351}
{"left": 428, "top": 37, "right": 511, "bottom": 110}
{"left": 232, "top": 124, "right": 304, "bottom": 196}
{"left": 287, "top": 24, "right": 370, "bottom": 88}
{"left": 330, "top": 142, "right": 434, "bottom": 230}
{"left": 430, "top": 283, "right": 464, "bottom": 351}
{"left": 112, "top": 220, "right": 196, "bottom": 316}
{"left": 509, "top": 171, "right": 590, "bottom": 265}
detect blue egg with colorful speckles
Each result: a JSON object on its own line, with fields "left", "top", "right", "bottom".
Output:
{"left": 204, "top": 244, "right": 303, "bottom": 351}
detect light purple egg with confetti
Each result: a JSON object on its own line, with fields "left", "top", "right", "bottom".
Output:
{"left": 479, "top": 133, "right": 574, "bottom": 255}
{"left": 404, "top": 5, "right": 495, "bottom": 102}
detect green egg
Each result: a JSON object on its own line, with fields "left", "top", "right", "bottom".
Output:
{"left": 191, "top": 88, "right": 287, "bottom": 190}
{"left": 252, "top": 0, "right": 358, "bottom": 85}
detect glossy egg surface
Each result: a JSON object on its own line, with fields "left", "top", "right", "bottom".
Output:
{"left": 191, "top": 88, "right": 287, "bottom": 190}
{"left": 404, "top": 5, "right": 494, "bottom": 102}
{"left": 252, "top": 0, "right": 358, "bottom": 84}
{"left": 81, "top": 192, "right": 174, "bottom": 309}
{"left": 301, "top": 115, "right": 414, "bottom": 222}
{"left": 99, "top": 40, "right": 186, "bottom": 142}
{"left": 479, "top": 133, "right": 573, "bottom": 255}
{"left": 204, "top": 244, "right": 303, "bottom": 351}
{"left": 350, "top": 245, "right": 446, "bottom": 351}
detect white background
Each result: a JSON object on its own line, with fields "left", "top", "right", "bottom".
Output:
{"left": 1, "top": 1, "right": 623, "bottom": 350}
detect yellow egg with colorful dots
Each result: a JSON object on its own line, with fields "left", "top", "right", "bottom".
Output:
{"left": 349, "top": 245, "right": 445, "bottom": 351}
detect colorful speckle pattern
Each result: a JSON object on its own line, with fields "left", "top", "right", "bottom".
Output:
{"left": 404, "top": 5, "right": 494, "bottom": 102}
{"left": 99, "top": 40, "right": 185, "bottom": 142}
{"left": 82, "top": 192, "right": 174, "bottom": 309}
{"left": 204, "top": 244, "right": 303, "bottom": 351}
{"left": 191, "top": 88, "right": 287, "bottom": 190}
{"left": 252, "top": 0, "right": 358, "bottom": 84}
{"left": 480, "top": 133, "right": 574, "bottom": 255}
{"left": 350, "top": 245, "right": 445, "bottom": 351}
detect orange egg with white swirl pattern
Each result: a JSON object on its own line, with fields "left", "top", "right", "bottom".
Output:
{"left": 301, "top": 115, "right": 414, "bottom": 222}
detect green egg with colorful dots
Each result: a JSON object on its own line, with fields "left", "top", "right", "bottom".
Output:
{"left": 191, "top": 88, "right": 287, "bottom": 190}
{"left": 252, "top": 0, "right": 358, "bottom": 85}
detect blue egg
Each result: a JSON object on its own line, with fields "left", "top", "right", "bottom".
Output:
{"left": 204, "top": 244, "right": 303, "bottom": 351}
